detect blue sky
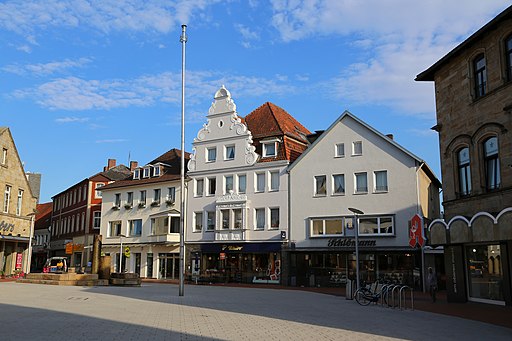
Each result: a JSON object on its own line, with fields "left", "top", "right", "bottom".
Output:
{"left": 1, "top": 0, "right": 510, "bottom": 203}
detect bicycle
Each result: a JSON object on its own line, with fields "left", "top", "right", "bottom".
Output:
{"left": 354, "top": 281, "right": 391, "bottom": 306}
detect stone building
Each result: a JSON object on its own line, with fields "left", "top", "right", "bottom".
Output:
{"left": 0, "top": 127, "right": 38, "bottom": 276}
{"left": 417, "top": 5, "right": 512, "bottom": 305}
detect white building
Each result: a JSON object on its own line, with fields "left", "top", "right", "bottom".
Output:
{"left": 287, "top": 111, "right": 441, "bottom": 289}
{"left": 100, "top": 149, "right": 189, "bottom": 279}
{"left": 185, "top": 86, "right": 311, "bottom": 284}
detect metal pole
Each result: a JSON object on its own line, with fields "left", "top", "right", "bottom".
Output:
{"left": 26, "top": 214, "right": 35, "bottom": 274}
{"left": 179, "top": 24, "right": 187, "bottom": 297}
{"left": 119, "top": 236, "right": 123, "bottom": 273}
{"left": 355, "top": 214, "right": 360, "bottom": 291}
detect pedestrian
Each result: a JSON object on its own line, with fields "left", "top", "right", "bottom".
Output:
{"left": 427, "top": 267, "right": 437, "bottom": 302}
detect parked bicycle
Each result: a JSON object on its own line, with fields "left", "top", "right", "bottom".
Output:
{"left": 354, "top": 281, "right": 391, "bottom": 306}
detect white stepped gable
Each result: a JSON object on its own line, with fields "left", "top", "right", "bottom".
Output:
{"left": 187, "top": 85, "right": 258, "bottom": 172}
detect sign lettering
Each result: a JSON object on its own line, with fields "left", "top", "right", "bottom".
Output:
{"left": 0, "top": 220, "right": 15, "bottom": 232}
{"left": 327, "top": 238, "right": 376, "bottom": 248}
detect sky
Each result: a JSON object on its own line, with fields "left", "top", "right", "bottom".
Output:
{"left": 1, "top": 0, "right": 510, "bottom": 203}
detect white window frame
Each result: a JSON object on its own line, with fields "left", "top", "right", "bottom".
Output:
{"left": 1, "top": 148, "right": 6, "bottom": 165}
{"left": 143, "top": 167, "right": 151, "bottom": 178}
{"left": 139, "top": 190, "right": 147, "bottom": 205}
{"left": 4, "top": 185, "right": 11, "bottom": 213}
{"left": 314, "top": 175, "right": 327, "bottom": 196}
{"left": 129, "top": 219, "right": 143, "bottom": 236}
{"left": 255, "top": 208, "right": 265, "bottom": 230}
{"left": 194, "top": 212, "right": 203, "bottom": 232}
{"left": 335, "top": 143, "right": 345, "bottom": 158}
{"left": 255, "top": 173, "right": 265, "bottom": 193}
{"left": 93, "top": 211, "right": 101, "bottom": 229}
{"left": 352, "top": 141, "right": 363, "bottom": 156}
{"left": 358, "top": 216, "right": 394, "bottom": 236}
{"left": 196, "top": 178, "right": 204, "bottom": 197}
{"left": 269, "top": 171, "right": 279, "bottom": 191}
{"left": 374, "top": 170, "right": 388, "bottom": 193}
{"left": 153, "top": 188, "right": 161, "bottom": 204}
{"left": 310, "top": 217, "right": 345, "bottom": 237}
{"left": 16, "top": 189, "right": 23, "bottom": 216}
{"left": 225, "top": 145, "right": 235, "bottom": 161}
{"left": 332, "top": 174, "right": 345, "bottom": 195}
{"left": 269, "top": 207, "right": 280, "bottom": 229}
{"left": 95, "top": 183, "right": 104, "bottom": 198}
{"left": 263, "top": 142, "right": 277, "bottom": 157}
{"left": 206, "top": 147, "right": 217, "bottom": 162}
{"left": 237, "top": 174, "right": 247, "bottom": 194}
{"left": 207, "top": 177, "right": 216, "bottom": 196}
{"left": 225, "top": 175, "right": 234, "bottom": 194}
{"left": 114, "top": 193, "right": 121, "bottom": 207}
{"left": 153, "top": 166, "right": 161, "bottom": 177}
{"left": 133, "top": 169, "right": 140, "bottom": 180}
{"left": 109, "top": 220, "right": 122, "bottom": 237}
{"left": 127, "top": 192, "right": 133, "bottom": 206}
{"left": 167, "top": 187, "right": 176, "bottom": 202}
{"left": 354, "top": 172, "right": 368, "bottom": 194}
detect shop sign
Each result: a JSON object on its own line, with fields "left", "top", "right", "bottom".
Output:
{"left": 327, "top": 238, "right": 376, "bottom": 248}
{"left": 221, "top": 245, "right": 243, "bottom": 251}
{"left": 65, "top": 243, "right": 73, "bottom": 255}
{"left": 409, "top": 214, "right": 426, "bottom": 248}
{"left": 73, "top": 244, "right": 84, "bottom": 252}
{"left": 16, "top": 253, "right": 23, "bottom": 269}
{"left": 219, "top": 252, "right": 226, "bottom": 260}
{"left": 216, "top": 194, "right": 247, "bottom": 203}
{"left": 0, "top": 220, "right": 15, "bottom": 233}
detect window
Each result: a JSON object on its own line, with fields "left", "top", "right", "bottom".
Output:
{"left": 143, "top": 167, "right": 151, "bottom": 178}
{"left": 194, "top": 212, "right": 203, "bottom": 232}
{"left": 270, "top": 208, "right": 280, "bottom": 229}
{"left": 81, "top": 212, "right": 85, "bottom": 230}
{"left": 474, "top": 54, "right": 486, "bottom": 98}
{"left": 207, "top": 147, "right": 217, "bottom": 162}
{"left": 359, "top": 216, "right": 394, "bottom": 235}
{"left": 458, "top": 147, "right": 471, "bottom": 196}
{"left": 352, "top": 141, "right": 362, "bottom": 156}
{"left": 256, "top": 173, "right": 265, "bottom": 192}
{"left": 310, "top": 218, "right": 344, "bottom": 236}
{"left": 16, "top": 189, "right": 23, "bottom": 216}
{"left": 234, "top": 209, "right": 242, "bottom": 229}
{"left": 206, "top": 211, "right": 215, "bottom": 231}
{"left": 167, "top": 187, "right": 176, "bottom": 202}
{"left": 225, "top": 175, "right": 234, "bottom": 194}
{"left": 196, "top": 179, "right": 204, "bottom": 196}
{"left": 127, "top": 192, "right": 133, "bottom": 206}
{"left": 270, "top": 171, "right": 279, "bottom": 191}
{"left": 109, "top": 221, "right": 121, "bottom": 237}
{"left": 207, "top": 177, "right": 216, "bottom": 196}
{"left": 484, "top": 137, "right": 500, "bottom": 190}
{"left": 78, "top": 187, "right": 81, "bottom": 203}
{"left": 221, "top": 210, "right": 229, "bottom": 229}
{"left": 153, "top": 189, "right": 161, "bottom": 204}
{"left": 114, "top": 193, "right": 121, "bottom": 207}
{"left": 1, "top": 148, "right": 6, "bottom": 165}
{"left": 255, "top": 208, "right": 265, "bottom": 229}
{"left": 225, "top": 145, "right": 235, "bottom": 160}
{"left": 355, "top": 172, "right": 368, "bottom": 193}
{"left": 335, "top": 143, "right": 345, "bottom": 157}
{"left": 129, "top": 219, "right": 142, "bottom": 236}
{"left": 93, "top": 211, "right": 101, "bottom": 229}
{"left": 83, "top": 185, "right": 87, "bottom": 201}
{"left": 332, "top": 174, "right": 345, "bottom": 195}
{"left": 506, "top": 35, "right": 512, "bottom": 81}
{"left": 139, "top": 190, "right": 147, "bottom": 205}
{"left": 374, "top": 171, "right": 388, "bottom": 192}
{"left": 3, "top": 185, "right": 11, "bottom": 213}
{"left": 153, "top": 166, "right": 161, "bottom": 177}
{"left": 238, "top": 174, "right": 247, "bottom": 194}
{"left": 314, "top": 175, "right": 327, "bottom": 196}
{"left": 151, "top": 217, "right": 169, "bottom": 235}
{"left": 133, "top": 169, "right": 140, "bottom": 179}
{"left": 170, "top": 216, "right": 180, "bottom": 233}
{"left": 95, "top": 183, "right": 104, "bottom": 198}
{"left": 263, "top": 142, "right": 277, "bottom": 157}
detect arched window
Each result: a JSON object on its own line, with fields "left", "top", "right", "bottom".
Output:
{"left": 473, "top": 54, "right": 486, "bottom": 98}
{"left": 483, "top": 137, "right": 500, "bottom": 190}
{"left": 506, "top": 35, "right": 512, "bottom": 81}
{"left": 457, "top": 147, "right": 471, "bottom": 196}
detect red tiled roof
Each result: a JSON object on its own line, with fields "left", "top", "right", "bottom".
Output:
{"left": 35, "top": 202, "right": 53, "bottom": 231}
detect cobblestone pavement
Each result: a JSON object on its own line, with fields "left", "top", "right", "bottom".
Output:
{"left": 0, "top": 282, "right": 510, "bottom": 341}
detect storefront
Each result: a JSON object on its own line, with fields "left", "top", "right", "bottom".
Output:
{"left": 0, "top": 236, "right": 30, "bottom": 276}
{"left": 187, "top": 242, "right": 283, "bottom": 284}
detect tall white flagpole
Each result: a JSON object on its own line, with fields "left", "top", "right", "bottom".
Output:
{"left": 179, "top": 24, "right": 187, "bottom": 297}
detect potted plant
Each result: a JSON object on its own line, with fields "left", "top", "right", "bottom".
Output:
{"left": 138, "top": 202, "right": 146, "bottom": 208}
{"left": 124, "top": 203, "right": 133, "bottom": 210}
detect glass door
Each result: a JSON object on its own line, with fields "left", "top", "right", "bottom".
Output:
{"left": 466, "top": 244, "right": 504, "bottom": 304}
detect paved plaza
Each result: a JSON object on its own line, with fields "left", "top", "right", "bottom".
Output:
{"left": 0, "top": 282, "right": 510, "bottom": 340}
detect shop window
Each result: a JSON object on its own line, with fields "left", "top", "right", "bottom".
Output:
{"left": 457, "top": 147, "right": 471, "bottom": 196}
{"left": 473, "top": 54, "right": 486, "bottom": 98}
{"left": 466, "top": 245, "right": 504, "bottom": 302}
{"left": 483, "top": 137, "right": 500, "bottom": 190}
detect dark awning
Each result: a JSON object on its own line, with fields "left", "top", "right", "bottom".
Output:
{"left": 199, "top": 242, "right": 282, "bottom": 253}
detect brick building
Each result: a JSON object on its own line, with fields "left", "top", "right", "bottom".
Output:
{"left": 417, "top": 5, "right": 512, "bottom": 305}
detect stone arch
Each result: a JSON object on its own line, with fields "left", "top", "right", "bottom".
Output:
{"left": 471, "top": 213, "right": 496, "bottom": 242}
{"left": 496, "top": 207, "right": 512, "bottom": 240}
{"left": 428, "top": 220, "right": 448, "bottom": 245}
{"left": 448, "top": 217, "right": 471, "bottom": 243}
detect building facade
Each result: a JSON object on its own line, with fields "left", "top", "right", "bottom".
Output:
{"left": 287, "top": 112, "right": 441, "bottom": 289}
{"left": 417, "top": 5, "right": 512, "bottom": 305}
{"left": 186, "top": 86, "right": 310, "bottom": 284}
{"left": 31, "top": 202, "right": 52, "bottom": 272}
{"left": 100, "top": 149, "right": 188, "bottom": 279}
{"left": 50, "top": 159, "right": 131, "bottom": 271}
{"left": 0, "top": 127, "right": 38, "bottom": 276}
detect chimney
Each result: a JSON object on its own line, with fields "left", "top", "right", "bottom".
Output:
{"left": 130, "top": 161, "right": 138, "bottom": 171}
{"left": 105, "top": 158, "right": 116, "bottom": 171}
{"left": 386, "top": 134, "right": 394, "bottom": 140}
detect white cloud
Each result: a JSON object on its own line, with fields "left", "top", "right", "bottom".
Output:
{"left": 3, "top": 57, "right": 92, "bottom": 76}
{"left": 270, "top": 0, "right": 510, "bottom": 116}
{"left": 0, "top": 0, "right": 221, "bottom": 41}
{"left": 13, "top": 70, "right": 296, "bottom": 111}
{"left": 16, "top": 45, "right": 32, "bottom": 53}
{"left": 235, "top": 23, "right": 260, "bottom": 48}
{"left": 55, "top": 116, "right": 90, "bottom": 123}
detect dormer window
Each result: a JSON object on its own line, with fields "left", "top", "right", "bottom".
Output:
{"left": 133, "top": 169, "right": 140, "bottom": 180}
{"left": 143, "top": 167, "right": 151, "bottom": 178}
{"left": 153, "top": 166, "right": 161, "bottom": 177}
{"left": 263, "top": 141, "right": 278, "bottom": 157}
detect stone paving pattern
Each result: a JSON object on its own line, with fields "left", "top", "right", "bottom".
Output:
{"left": 0, "top": 282, "right": 510, "bottom": 340}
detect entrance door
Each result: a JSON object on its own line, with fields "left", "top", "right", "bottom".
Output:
{"left": 466, "top": 244, "right": 504, "bottom": 304}
{"left": 158, "top": 253, "right": 178, "bottom": 279}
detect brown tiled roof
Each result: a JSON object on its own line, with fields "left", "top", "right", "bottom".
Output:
{"left": 101, "top": 148, "right": 190, "bottom": 190}
{"left": 35, "top": 202, "right": 53, "bottom": 231}
{"left": 243, "top": 102, "right": 311, "bottom": 163}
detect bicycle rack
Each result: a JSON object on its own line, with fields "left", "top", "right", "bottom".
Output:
{"left": 380, "top": 284, "right": 391, "bottom": 306}
{"left": 399, "top": 286, "right": 414, "bottom": 310}
{"left": 391, "top": 285, "right": 402, "bottom": 308}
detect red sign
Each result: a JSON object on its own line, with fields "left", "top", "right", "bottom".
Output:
{"left": 16, "top": 253, "right": 23, "bottom": 269}
{"left": 409, "top": 214, "right": 426, "bottom": 248}
{"left": 219, "top": 252, "right": 226, "bottom": 260}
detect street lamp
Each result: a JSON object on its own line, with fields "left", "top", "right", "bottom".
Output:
{"left": 119, "top": 234, "right": 126, "bottom": 273}
{"left": 348, "top": 207, "right": 364, "bottom": 292}
{"left": 26, "top": 212, "right": 36, "bottom": 274}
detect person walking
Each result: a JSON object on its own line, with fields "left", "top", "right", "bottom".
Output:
{"left": 427, "top": 267, "right": 438, "bottom": 302}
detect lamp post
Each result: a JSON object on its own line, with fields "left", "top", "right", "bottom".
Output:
{"left": 119, "top": 234, "right": 126, "bottom": 273}
{"left": 26, "top": 212, "right": 36, "bottom": 274}
{"left": 179, "top": 24, "right": 187, "bottom": 297}
{"left": 348, "top": 207, "right": 364, "bottom": 292}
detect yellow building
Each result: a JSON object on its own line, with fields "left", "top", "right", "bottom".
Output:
{"left": 0, "top": 127, "right": 37, "bottom": 276}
